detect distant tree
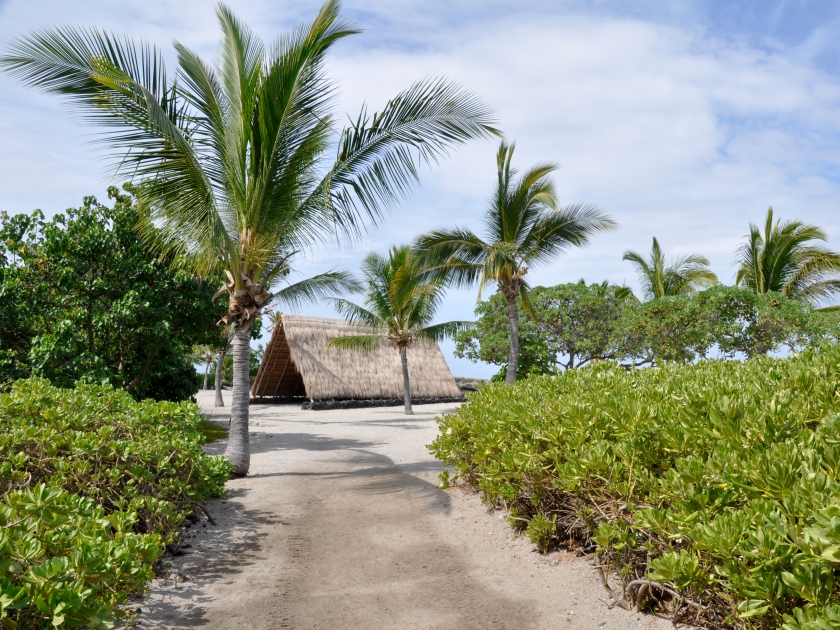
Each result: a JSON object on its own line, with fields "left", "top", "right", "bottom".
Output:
{"left": 417, "top": 141, "right": 616, "bottom": 384}
{"left": 0, "top": 211, "right": 38, "bottom": 384}
{"left": 458, "top": 283, "right": 829, "bottom": 375}
{"left": 208, "top": 343, "right": 264, "bottom": 389}
{"left": 623, "top": 236, "right": 717, "bottom": 300}
{"left": 455, "top": 281, "right": 634, "bottom": 377}
{"left": 190, "top": 345, "right": 216, "bottom": 390}
{"left": 329, "top": 246, "right": 468, "bottom": 415}
{"left": 1, "top": 0, "right": 496, "bottom": 474}
{"left": 614, "top": 286, "right": 820, "bottom": 364}
{"left": 0, "top": 186, "right": 215, "bottom": 400}
{"left": 735, "top": 207, "right": 840, "bottom": 304}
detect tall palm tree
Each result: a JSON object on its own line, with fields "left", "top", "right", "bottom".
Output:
{"left": 328, "top": 246, "right": 467, "bottom": 415}
{"left": 415, "top": 141, "right": 616, "bottom": 384}
{"left": 622, "top": 237, "right": 717, "bottom": 301}
{"left": 735, "top": 208, "right": 840, "bottom": 304}
{"left": 1, "top": 1, "right": 496, "bottom": 475}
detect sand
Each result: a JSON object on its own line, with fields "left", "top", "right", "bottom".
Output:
{"left": 137, "top": 392, "right": 675, "bottom": 629}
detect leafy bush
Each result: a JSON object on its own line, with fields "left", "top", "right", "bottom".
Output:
{"left": 0, "top": 186, "right": 220, "bottom": 400}
{"left": 0, "top": 378, "right": 232, "bottom": 628}
{"left": 430, "top": 345, "right": 840, "bottom": 628}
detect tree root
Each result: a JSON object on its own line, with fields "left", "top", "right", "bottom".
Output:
{"left": 596, "top": 569, "right": 702, "bottom": 614}
{"left": 596, "top": 566, "right": 632, "bottom": 610}
{"left": 180, "top": 492, "right": 217, "bottom": 525}
{"left": 625, "top": 579, "right": 702, "bottom": 611}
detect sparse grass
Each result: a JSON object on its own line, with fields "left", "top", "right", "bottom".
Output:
{"left": 197, "top": 419, "right": 229, "bottom": 443}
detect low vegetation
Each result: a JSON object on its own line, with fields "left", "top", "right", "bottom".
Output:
{"left": 431, "top": 345, "right": 840, "bottom": 628}
{"left": 0, "top": 378, "right": 231, "bottom": 628}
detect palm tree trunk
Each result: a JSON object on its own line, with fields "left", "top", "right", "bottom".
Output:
{"left": 224, "top": 325, "right": 252, "bottom": 476}
{"left": 399, "top": 344, "right": 414, "bottom": 415}
{"left": 214, "top": 350, "right": 226, "bottom": 407}
{"left": 505, "top": 295, "right": 519, "bottom": 385}
{"left": 202, "top": 360, "right": 210, "bottom": 390}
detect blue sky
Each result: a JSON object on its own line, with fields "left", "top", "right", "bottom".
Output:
{"left": 2, "top": 0, "right": 840, "bottom": 377}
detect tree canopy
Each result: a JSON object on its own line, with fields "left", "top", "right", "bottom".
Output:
{"left": 0, "top": 185, "right": 218, "bottom": 399}
{"left": 456, "top": 282, "right": 838, "bottom": 379}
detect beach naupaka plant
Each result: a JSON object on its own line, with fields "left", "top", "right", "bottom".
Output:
{"left": 1, "top": 1, "right": 497, "bottom": 474}
{"left": 416, "top": 141, "right": 616, "bottom": 384}
{"left": 328, "top": 246, "right": 469, "bottom": 415}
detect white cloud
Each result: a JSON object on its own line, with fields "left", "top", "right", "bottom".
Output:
{"left": 2, "top": 1, "right": 840, "bottom": 377}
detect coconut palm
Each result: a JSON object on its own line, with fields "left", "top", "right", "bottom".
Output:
{"left": 213, "top": 269, "right": 357, "bottom": 407}
{"left": 328, "top": 246, "right": 467, "bottom": 415}
{"left": 415, "top": 141, "right": 616, "bottom": 384}
{"left": 622, "top": 237, "right": 717, "bottom": 301}
{"left": 1, "top": 1, "right": 496, "bottom": 475}
{"left": 190, "top": 344, "right": 216, "bottom": 390}
{"left": 266, "top": 311, "right": 282, "bottom": 333}
{"left": 735, "top": 208, "right": 840, "bottom": 304}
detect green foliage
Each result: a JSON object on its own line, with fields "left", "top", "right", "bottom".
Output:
{"left": 623, "top": 236, "right": 717, "bottom": 300}
{"left": 0, "top": 186, "right": 218, "bottom": 400}
{"left": 0, "top": 486, "right": 160, "bottom": 629}
{"left": 455, "top": 281, "right": 630, "bottom": 375}
{"left": 208, "top": 344, "right": 263, "bottom": 388}
{"left": 736, "top": 207, "right": 840, "bottom": 304}
{"left": 0, "top": 378, "right": 232, "bottom": 627}
{"left": 458, "top": 283, "right": 839, "bottom": 377}
{"left": 430, "top": 345, "right": 840, "bottom": 627}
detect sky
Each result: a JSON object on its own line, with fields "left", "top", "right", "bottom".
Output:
{"left": 2, "top": 0, "right": 840, "bottom": 378}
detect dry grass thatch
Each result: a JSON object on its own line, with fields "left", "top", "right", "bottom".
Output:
{"left": 251, "top": 315, "right": 464, "bottom": 401}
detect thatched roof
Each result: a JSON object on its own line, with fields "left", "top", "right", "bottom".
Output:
{"left": 251, "top": 315, "right": 464, "bottom": 401}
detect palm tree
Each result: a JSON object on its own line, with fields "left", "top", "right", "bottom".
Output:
{"left": 212, "top": 269, "right": 357, "bottom": 407}
{"left": 1, "top": 1, "right": 496, "bottom": 475}
{"left": 266, "top": 311, "right": 282, "bottom": 333}
{"left": 735, "top": 208, "right": 840, "bottom": 304}
{"left": 328, "top": 246, "right": 467, "bottom": 415}
{"left": 415, "top": 141, "right": 616, "bottom": 384}
{"left": 622, "top": 237, "right": 717, "bottom": 301}
{"left": 190, "top": 344, "right": 216, "bottom": 390}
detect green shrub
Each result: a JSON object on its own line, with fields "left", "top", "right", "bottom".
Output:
{"left": 0, "top": 485, "right": 161, "bottom": 629}
{"left": 430, "top": 345, "right": 840, "bottom": 628}
{"left": 0, "top": 378, "right": 232, "bottom": 628}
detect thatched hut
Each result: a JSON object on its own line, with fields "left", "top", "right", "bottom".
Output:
{"left": 251, "top": 315, "right": 464, "bottom": 406}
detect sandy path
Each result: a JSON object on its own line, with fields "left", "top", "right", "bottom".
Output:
{"left": 138, "top": 392, "right": 673, "bottom": 630}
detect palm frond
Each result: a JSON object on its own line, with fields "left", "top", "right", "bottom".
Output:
{"left": 328, "top": 297, "right": 384, "bottom": 328}
{"left": 271, "top": 269, "right": 361, "bottom": 312}
{"left": 519, "top": 202, "right": 616, "bottom": 267}
{"left": 735, "top": 207, "right": 840, "bottom": 303}
{"left": 625, "top": 236, "right": 715, "bottom": 300}
{"left": 318, "top": 78, "right": 499, "bottom": 238}
{"left": 326, "top": 334, "right": 383, "bottom": 351}
{"left": 416, "top": 320, "right": 473, "bottom": 342}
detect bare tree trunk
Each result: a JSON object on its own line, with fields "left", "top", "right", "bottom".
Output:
{"left": 399, "top": 344, "right": 413, "bottom": 415}
{"left": 124, "top": 349, "right": 159, "bottom": 393}
{"left": 224, "top": 326, "right": 251, "bottom": 476}
{"left": 202, "top": 360, "right": 210, "bottom": 390}
{"left": 214, "top": 350, "right": 226, "bottom": 407}
{"left": 505, "top": 295, "right": 520, "bottom": 385}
